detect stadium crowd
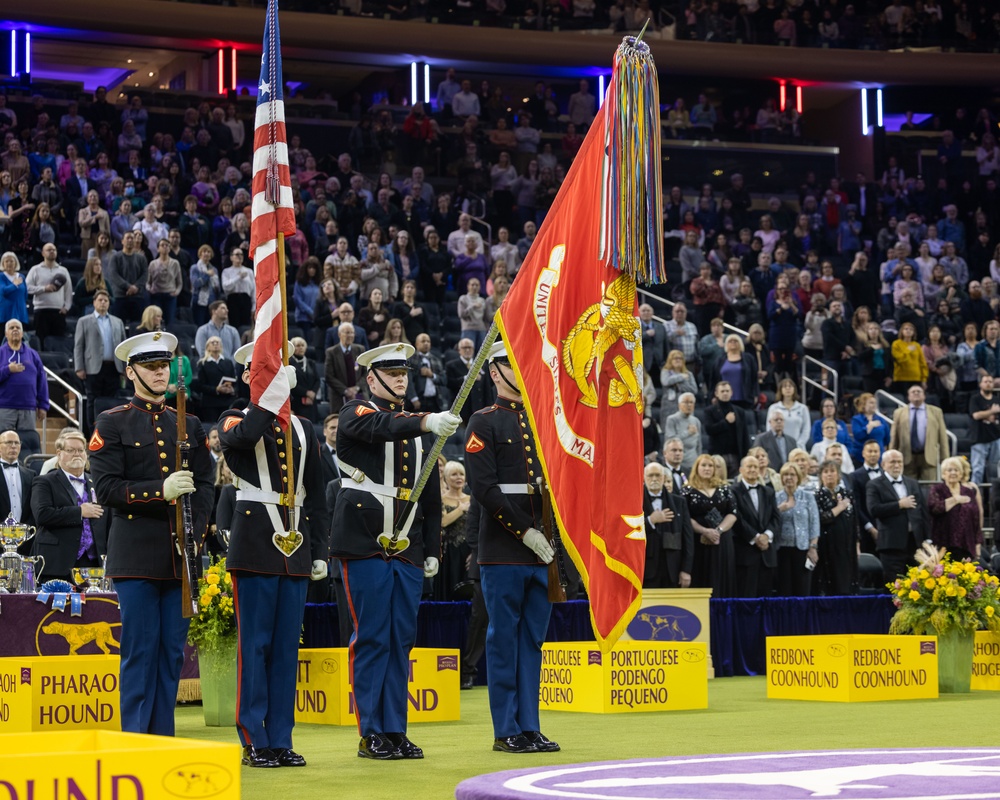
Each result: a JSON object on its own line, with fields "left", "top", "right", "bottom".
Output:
{"left": 1, "top": 36, "right": 999, "bottom": 604}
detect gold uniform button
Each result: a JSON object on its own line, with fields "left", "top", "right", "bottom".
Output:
{"left": 529, "top": 471, "right": 535, "bottom": 478}
{"left": 525, "top": 446, "right": 531, "bottom": 452}
{"left": 143, "top": 492, "right": 148, "bottom": 498}
{"left": 160, "top": 453, "right": 167, "bottom": 460}
{"left": 523, "top": 434, "right": 529, "bottom": 440}
{"left": 162, "top": 466, "right": 169, "bottom": 473}
{"left": 134, "top": 442, "right": 141, "bottom": 447}
{"left": 277, "top": 438, "right": 284, "bottom": 445}
{"left": 128, "top": 514, "right": 133, "bottom": 520}
{"left": 156, "top": 427, "right": 162, "bottom": 433}
{"left": 281, "top": 464, "right": 287, "bottom": 471}
{"left": 278, "top": 452, "right": 286, "bottom": 458}
{"left": 520, "top": 423, "right": 526, "bottom": 429}
{"left": 527, "top": 458, "right": 533, "bottom": 464}
{"left": 402, "top": 479, "right": 409, "bottom": 485}
{"left": 154, "top": 415, "right": 159, "bottom": 421}
{"left": 403, "top": 451, "right": 409, "bottom": 458}
{"left": 246, "top": 510, "right": 251, "bottom": 515}
{"left": 357, "top": 503, "right": 363, "bottom": 508}
{"left": 402, "top": 439, "right": 409, "bottom": 445}
{"left": 155, "top": 491, "right": 160, "bottom": 497}
{"left": 282, "top": 477, "right": 288, "bottom": 483}
{"left": 130, "top": 493, "right": 135, "bottom": 499}
{"left": 507, "top": 438, "right": 512, "bottom": 443}
{"left": 157, "top": 440, "right": 164, "bottom": 446}
{"left": 402, "top": 465, "right": 408, "bottom": 472}
{"left": 145, "top": 403, "right": 151, "bottom": 410}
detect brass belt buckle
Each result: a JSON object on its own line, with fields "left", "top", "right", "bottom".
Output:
{"left": 397, "top": 488, "right": 412, "bottom": 501}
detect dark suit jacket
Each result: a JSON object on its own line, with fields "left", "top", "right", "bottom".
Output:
{"left": 319, "top": 443, "right": 339, "bottom": 488}
{"left": 641, "top": 322, "right": 667, "bottom": 375}
{"left": 66, "top": 177, "right": 98, "bottom": 211}
{"left": 850, "top": 465, "right": 882, "bottom": 537}
{"left": 0, "top": 464, "right": 34, "bottom": 526}
{"left": 866, "top": 474, "right": 929, "bottom": 552}
{"left": 324, "top": 344, "right": 366, "bottom": 413}
{"left": 643, "top": 487, "right": 694, "bottom": 586}
{"left": 30, "top": 470, "right": 108, "bottom": 579}
{"left": 753, "top": 430, "right": 797, "bottom": 469}
{"left": 407, "top": 351, "right": 450, "bottom": 412}
{"left": 731, "top": 481, "right": 781, "bottom": 568}
{"left": 446, "top": 358, "right": 494, "bottom": 425}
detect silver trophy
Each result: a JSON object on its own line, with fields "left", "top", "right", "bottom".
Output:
{"left": 0, "top": 515, "right": 39, "bottom": 593}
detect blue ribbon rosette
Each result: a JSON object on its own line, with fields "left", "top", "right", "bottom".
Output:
{"left": 36, "top": 580, "right": 84, "bottom": 616}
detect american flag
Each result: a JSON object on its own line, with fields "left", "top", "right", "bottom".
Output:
{"left": 249, "top": 0, "right": 295, "bottom": 424}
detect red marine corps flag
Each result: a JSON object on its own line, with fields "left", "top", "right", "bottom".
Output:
{"left": 249, "top": 0, "right": 295, "bottom": 425}
{"left": 496, "top": 34, "right": 664, "bottom": 650}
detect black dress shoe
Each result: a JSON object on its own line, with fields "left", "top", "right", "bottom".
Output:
{"left": 242, "top": 745, "right": 280, "bottom": 768}
{"left": 460, "top": 676, "right": 474, "bottom": 690}
{"left": 272, "top": 748, "right": 307, "bottom": 767}
{"left": 386, "top": 733, "right": 424, "bottom": 759}
{"left": 358, "top": 733, "right": 403, "bottom": 760}
{"left": 524, "top": 731, "right": 561, "bottom": 752}
{"left": 493, "top": 734, "right": 539, "bottom": 753}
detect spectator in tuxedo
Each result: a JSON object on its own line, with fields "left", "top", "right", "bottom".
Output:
{"left": 324, "top": 323, "right": 367, "bottom": 413}
{"left": 407, "top": 333, "right": 447, "bottom": 412}
{"left": 663, "top": 393, "right": 701, "bottom": 473}
{"left": 753, "top": 409, "right": 797, "bottom": 470}
{"left": 31, "top": 431, "right": 107, "bottom": 582}
{"left": 641, "top": 461, "right": 693, "bottom": 589}
{"left": 851, "top": 439, "right": 884, "bottom": 556}
{"left": 731, "top": 455, "right": 781, "bottom": 598}
{"left": 318, "top": 413, "right": 340, "bottom": 488}
{"left": 867, "top": 449, "right": 929, "bottom": 584}
{"left": 775, "top": 461, "right": 820, "bottom": 597}
{"left": 73, "top": 290, "right": 126, "bottom": 431}
{"left": 0, "top": 431, "right": 33, "bottom": 526}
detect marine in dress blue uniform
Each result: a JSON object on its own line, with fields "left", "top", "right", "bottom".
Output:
{"left": 464, "top": 341, "right": 560, "bottom": 754}
{"left": 88, "top": 332, "right": 214, "bottom": 736}
{"left": 331, "top": 342, "right": 461, "bottom": 760}
{"left": 219, "top": 342, "right": 331, "bottom": 768}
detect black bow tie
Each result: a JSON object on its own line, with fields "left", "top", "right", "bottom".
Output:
{"left": 1, "top": 462, "right": 17, "bottom": 470}
{"left": 747, "top": 484, "right": 759, "bottom": 491}
{"left": 892, "top": 479, "right": 904, "bottom": 485}
{"left": 868, "top": 468, "right": 881, "bottom": 474}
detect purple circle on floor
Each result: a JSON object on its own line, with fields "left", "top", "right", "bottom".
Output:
{"left": 455, "top": 749, "right": 1000, "bottom": 800}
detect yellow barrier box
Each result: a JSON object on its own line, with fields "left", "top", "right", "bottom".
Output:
{"left": 766, "top": 634, "right": 939, "bottom": 702}
{"left": 0, "top": 655, "right": 120, "bottom": 732}
{"left": 295, "top": 647, "right": 460, "bottom": 726}
{"left": 538, "top": 641, "right": 708, "bottom": 714}
{"left": 0, "top": 730, "right": 239, "bottom": 798}
{"left": 972, "top": 631, "right": 1000, "bottom": 690}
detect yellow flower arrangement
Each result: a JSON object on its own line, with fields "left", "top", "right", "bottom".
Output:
{"left": 186, "top": 557, "right": 237, "bottom": 655}
{"left": 888, "top": 545, "right": 1000, "bottom": 636}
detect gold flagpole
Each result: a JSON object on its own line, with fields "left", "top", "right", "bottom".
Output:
{"left": 276, "top": 231, "right": 295, "bottom": 517}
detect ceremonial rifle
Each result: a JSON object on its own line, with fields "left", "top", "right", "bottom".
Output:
{"left": 537, "top": 475, "right": 566, "bottom": 603}
{"left": 175, "top": 373, "right": 200, "bottom": 618}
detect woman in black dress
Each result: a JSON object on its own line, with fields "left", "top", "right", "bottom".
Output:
{"left": 814, "top": 459, "right": 859, "bottom": 596}
{"left": 436, "top": 461, "right": 471, "bottom": 601}
{"left": 682, "top": 454, "right": 738, "bottom": 599}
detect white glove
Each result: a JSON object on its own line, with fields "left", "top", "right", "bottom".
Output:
{"left": 310, "top": 559, "right": 328, "bottom": 581}
{"left": 285, "top": 365, "right": 298, "bottom": 390}
{"left": 163, "top": 470, "right": 195, "bottom": 501}
{"left": 425, "top": 411, "right": 462, "bottom": 437}
{"left": 423, "top": 556, "right": 439, "bottom": 578}
{"left": 522, "top": 528, "right": 554, "bottom": 564}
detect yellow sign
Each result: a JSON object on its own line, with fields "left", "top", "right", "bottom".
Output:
{"left": 538, "top": 641, "right": 708, "bottom": 714}
{"left": 0, "top": 730, "right": 239, "bottom": 798}
{"left": 972, "top": 631, "right": 1000, "bottom": 690}
{"left": 295, "top": 648, "right": 460, "bottom": 726}
{"left": 0, "top": 655, "right": 120, "bottom": 732}
{"left": 766, "top": 635, "right": 939, "bottom": 702}
{"left": 622, "top": 588, "right": 714, "bottom": 678}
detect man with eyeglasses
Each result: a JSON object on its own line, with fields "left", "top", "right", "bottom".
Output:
{"left": 30, "top": 431, "right": 107, "bottom": 583}
{"left": 89, "top": 331, "right": 214, "bottom": 736}
{"left": 0, "top": 431, "right": 34, "bottom": 530}
{"left": 446, "top": 338, "right": 492, "bottom": 425}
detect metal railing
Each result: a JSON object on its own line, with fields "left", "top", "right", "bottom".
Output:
{"left": 635, "top": 287, "right": 750, "bottom": 341}
{"left": 800, "top": 356, "right": 837, "bottom": 407}
{"left": 875, "top": 389, "right": 957, "bottom": 481}
{"left": 41, "top": 367, "right": 83, "bottom": 446}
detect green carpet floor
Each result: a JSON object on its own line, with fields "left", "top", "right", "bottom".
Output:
{"left": 174, "top": 677, "right": 1000, "bottom": 800}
